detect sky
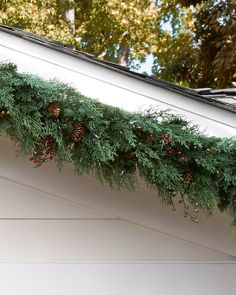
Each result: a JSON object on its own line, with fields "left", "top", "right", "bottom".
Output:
{"left": 136, "top": 54, "right": 154, "bottom": 76}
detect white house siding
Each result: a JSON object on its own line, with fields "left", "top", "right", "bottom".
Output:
{"left": 0, "top": 138, "right": 235, "bottom": 294}
{"left": 0, "top": 30, "right": 236, "bottom": 294}
{"left": 0, "top": 138, "right": 235, "bottom": 258}
{"left": 0, "top": 263, "right": 236, "bottom": 295}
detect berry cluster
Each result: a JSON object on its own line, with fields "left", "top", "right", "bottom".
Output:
{"left": 160, "top": 134, "right": 186, "bottom": 161}
{"left": 160, "top": 134, "right": 173, "bottom": 144}
{"left": 29, "top": 136, "right": 56, "bottom": 166}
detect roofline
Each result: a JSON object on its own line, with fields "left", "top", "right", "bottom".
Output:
{"left": 0, "top": 24, "right": 235, "bottom": 114}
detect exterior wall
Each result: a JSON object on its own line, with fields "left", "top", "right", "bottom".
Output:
{"left": 0, "top": 263, "right": 236, "bottom": 295}
{"left": 0, "top": 139, "right": 236, "bottom": 259}
{"left": 0, "top": 139, "right": 235, "bottom": 295}
{"left": 0, "top": 31, "right": 236, "bottom": 294}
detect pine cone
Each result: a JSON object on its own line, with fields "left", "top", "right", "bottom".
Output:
{"left": 48, "top": 102, "right": 61, "bottom": 117}
{"left": 72, "top": 122, "right": 86, "bottom": 142}
{"left": 183, "top": 171, "right": 193, "bottom": 183}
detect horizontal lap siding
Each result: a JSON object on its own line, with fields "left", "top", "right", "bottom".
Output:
{"left": 0, "top": 139, "right": 235, "bottom": 258}
{"left": 0, "top": 140, "right": 234, "bottom": 261}
{"left": 0, "top": 263, "right": 235, "bottom": 295}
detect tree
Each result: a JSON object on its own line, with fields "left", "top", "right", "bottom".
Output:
{"left": 152, "top": 0, "right": 200, "bottom": 87}
{"left": 0, "top": 0, "right": 74, "bottom": 44}
{"left": 0, "top": 0, "right": 235, "bottom": 87}
{"left": 195, "top": 0, "right": 236, "bottom": 87}
{"left": 153, "top": 0, "right": 236, "bottom": 88}
{"left": 0, "top": 0, "right": 158, "bottom": 66}
{"left": 72, "top": 0, "right": 158, "bottom": 65}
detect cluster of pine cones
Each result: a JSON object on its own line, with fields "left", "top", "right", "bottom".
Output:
{"left": 48, "top": 102, "right": 86, "bottom": 142}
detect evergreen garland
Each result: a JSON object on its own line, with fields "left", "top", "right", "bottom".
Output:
{"left": 0, "top": 63, "right": 236, "bottom": 227}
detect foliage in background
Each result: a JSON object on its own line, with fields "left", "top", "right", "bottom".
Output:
{"left": 195, "top": 0, "right": 236, "bottom": 87}
{"left": 0, "top": 0, "right": 74, "bottom": 43}
{"left": 0, "top": 63, "right": 236, "bottom": 229}
{"left": 75, "top": 0, "right": 158, "bottom": 64}
{"left": 153, "top": 0, "right": 200, "bottom": 87}
{"left": 0, "top": 0, "right": 158, "bottom": 65}
{"left": 154, "top": 0, "right": 236, "bottom": 88}
{"left": 0, "top": 1, "right": 236, "bottom": 86}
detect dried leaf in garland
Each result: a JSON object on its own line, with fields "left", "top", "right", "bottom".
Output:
{"left": 72, "top": 122, "right": 86, "bottom": 142}
{"left": 29, "top": 136, "right": 56, "bottom": 167}
{"left": 48, "top": 102, "right": 61, "bottom": 117}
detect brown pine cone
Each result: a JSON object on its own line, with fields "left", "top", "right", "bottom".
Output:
{"left": 48, "top": 102, "right": 61, "bottom": 117}
{"left": 183, "top": 171, "right": 193, "bottom": 183}
{"left": 72, "top": 122, "right": 86, "bottom": 142}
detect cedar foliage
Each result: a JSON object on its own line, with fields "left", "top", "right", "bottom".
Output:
{"left": 0, "top": 63, "right": 236, "bottom": 228}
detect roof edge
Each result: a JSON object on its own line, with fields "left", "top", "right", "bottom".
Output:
{"left": 0, "top": 24, "right": 235, "bottom": 114}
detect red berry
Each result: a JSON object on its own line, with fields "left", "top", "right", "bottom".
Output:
{"left": 181, "top": 157, "right": 186, "bottom": 161}
{"left": 160, "top": 135, "right": 165, "bottom": 140}
{"left": 177, "top": 151, "right": 182, "bottom": 156}
{"left": 165, "top": 135, "right": 169, "bottom": 139}
{"left": 233, "top": 199, "right": 236, "bottom": 205}
{"left": 168, "top": 140, "right": 173, "bottom": 144}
